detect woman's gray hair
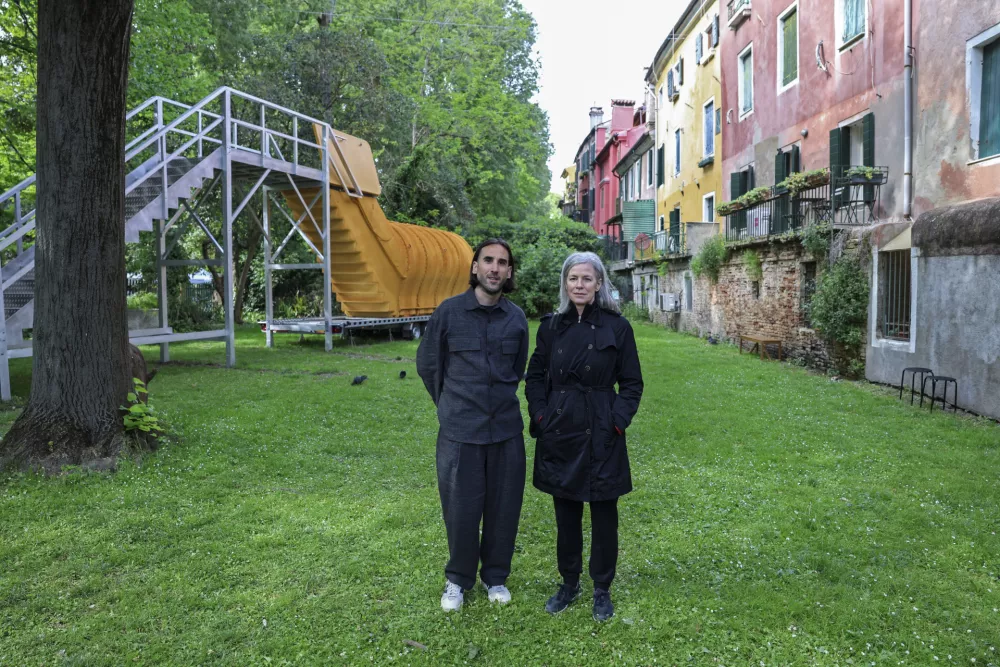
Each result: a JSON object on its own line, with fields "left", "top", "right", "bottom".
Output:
{"left": 556, "top": 251, "right": 620, "bottom": 315}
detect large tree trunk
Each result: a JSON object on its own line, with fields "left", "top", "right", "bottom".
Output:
{"left": 0, "top": 0, "right": 136, "bottom": 471}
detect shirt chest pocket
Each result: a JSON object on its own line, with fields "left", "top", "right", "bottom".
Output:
{"left": 501, "top": 338, "right": 521, "bottom": 355}
{"left": 448, "top": 337, "right": 483, "bottom": 377}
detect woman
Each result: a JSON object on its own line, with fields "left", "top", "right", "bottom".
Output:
{"left": 525, "top": 251, "right": 643, "bottom": 622}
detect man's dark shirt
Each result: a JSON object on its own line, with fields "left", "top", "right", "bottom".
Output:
{"left": 417, "top": 288, "right": 529, "bottom": 444}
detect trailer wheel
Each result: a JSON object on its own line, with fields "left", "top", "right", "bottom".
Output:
{"left": 410, "top": 323, "right": 423, "bottom": 340}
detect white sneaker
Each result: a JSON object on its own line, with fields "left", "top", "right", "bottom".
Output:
{"left": 441, "top": 581, "right": 464, "bottom": 611}
{"left": 484, "top": 583, "right": 511, "bottom": 604}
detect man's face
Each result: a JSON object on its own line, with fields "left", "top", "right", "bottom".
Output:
{"left": 472, "top": 244, "right": 512, "bottom": 295}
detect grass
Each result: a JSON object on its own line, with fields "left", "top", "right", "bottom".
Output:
{"left": 1, "top": 323, "right": 999, "bottom": 665}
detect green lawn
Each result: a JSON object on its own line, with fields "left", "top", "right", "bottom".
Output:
{"left": 1, "top": 323, "right": 999, "bottom": 665}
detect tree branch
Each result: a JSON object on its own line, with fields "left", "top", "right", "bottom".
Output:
{"left": 0, "top": 129, "right": 35, "bottom": 170}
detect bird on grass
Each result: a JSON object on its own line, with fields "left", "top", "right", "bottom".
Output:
{"left": 399, "top": 370, "right": 407, "bottom": 379}
{"left": 351, "top": 375, "right": 368, "bottom": 386}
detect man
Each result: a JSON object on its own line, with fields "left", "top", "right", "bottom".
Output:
{"left": 417, "top": 238, "right": 529, "bottom": 611}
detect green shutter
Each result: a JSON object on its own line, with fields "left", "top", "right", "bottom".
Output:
{"left": 730, "top": 172, "right": 742, "bottom": 201}
{"left": 981, "top": 39, "right": 1000, "bottom": 158}
{"left": 863, "top": 113, "right": 876, "bottom": 203}
{"left": 775, "top": 150, "right": 787, "bottom": 187}
{"left": 831, "top": 127, "right": 850, "bottom": 207}
{"left": 747, "top": 165, "right": 755, "bottom": 190}
{"left": 790, "top": 144, "right": 801, "bottom": 173}
{"left": 782, "top": 10, "right": 798, "bottom": 86}
{"left": 657, "top": 146, "right": 664, "bottom": 186}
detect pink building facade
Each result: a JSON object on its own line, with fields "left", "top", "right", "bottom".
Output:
{"left": 720, "top": 0, "right": 909, "bottom": 219}
{"left": 573, "top": 100, "right": 637, "bottom": 237}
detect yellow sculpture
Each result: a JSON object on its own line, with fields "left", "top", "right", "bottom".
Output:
{"left": 281, "top": 127, "right": 473, "bottom": 317}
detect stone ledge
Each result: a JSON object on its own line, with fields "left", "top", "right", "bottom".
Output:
{"left": 913, "top": 196, "right": 1000, "bottom": 256}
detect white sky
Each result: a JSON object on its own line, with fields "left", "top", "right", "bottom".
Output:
{"left": 520, "top": 0, "right": 689, "bottom": 194}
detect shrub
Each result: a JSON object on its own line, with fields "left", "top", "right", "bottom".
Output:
{"left": 691, "top": 234, "right": 727, "bottom": 283}
{"left": 126, "top": 292, "right": 158, "bottom": 310}
{"left": 621, "top": 302, "right": 649, "bottom": 322}
{"left": 742, "top": 249, "right": 763, "bottom": 282}
{"left": 809, "top": 253, "right": 869, "bottom": 376}
{"left": 802, "top": 221, "right": 833, "bottom": 262}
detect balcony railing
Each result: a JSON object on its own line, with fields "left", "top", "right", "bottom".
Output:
{"left": 724, "top": 181, "right": 831, "bottom": 242}
{"left": 654, "top": 225, "right": 686, "bottom": 255}
{"left": 727, "top": 0, "right": 751, "bottom": 27}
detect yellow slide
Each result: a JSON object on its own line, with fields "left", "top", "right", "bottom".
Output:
{"left": 281, "top": 128, "right": 473, "bottom": 317}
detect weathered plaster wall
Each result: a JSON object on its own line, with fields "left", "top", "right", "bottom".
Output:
{"left": 913, "top": 2, "right": 1000, "bottom": 216}
{"left": 867, "top": 254, "right": 1000, "bottom": 418}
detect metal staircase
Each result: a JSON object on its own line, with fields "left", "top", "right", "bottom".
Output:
{"left": 0, "top": 87, "right": 362, "bottom": 400}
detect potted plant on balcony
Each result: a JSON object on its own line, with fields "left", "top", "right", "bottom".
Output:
{"left": 777, "top": 168, "right": 830, "bottom": 196}
{"left": 841, "top": 165, "right": 888, "bottom": 185}
{"left": 739, "top": 186, "right": 772, "bottom": 208}
{"left": 716, "top": 200, "right": 741, "bottom": 216}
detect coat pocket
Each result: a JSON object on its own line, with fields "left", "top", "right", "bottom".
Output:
{"left": 448, "top": 336, "right": 482, "bottom": 377}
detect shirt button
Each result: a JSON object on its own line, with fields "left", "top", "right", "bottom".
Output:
{"left": 586, "top": 429, "right": 591, "bottom": 435}
{"left": 556, "top": 409, "right": 563, "bottom": 415}
{"left": 560, "top": 390, "right": 565, "bottom": 393}
{"left": 558, "top": 348, "right": 563, "bottom": 354}
{"left": 591, "top": 325, "right": 595, "bottom": 330}
{"left": 555, "top": 429, "right": 561, "bottom": 434}
{"left": 585, "top": 365, "right": 591, "bottom": 371}
{"left": 560, "top": 369, "right": 564, "bottom": 374}
{"left": 588, "top": 344, "right": 593, "bottom": 349}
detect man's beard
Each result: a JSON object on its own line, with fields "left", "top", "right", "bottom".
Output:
{"left": 478, "top": 275, "right": 503, "bottom": 295}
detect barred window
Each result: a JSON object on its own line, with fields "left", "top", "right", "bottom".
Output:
{"left": 877, "top": 250, "right": 911, "bottom": 340}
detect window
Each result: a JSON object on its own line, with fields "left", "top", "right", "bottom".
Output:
{"left": 841, "top": 0, "right": 865, "bottom": 46}
{"left": 684, "top": 274, "right": 693, "bottom": 311}
{"left": 696, "top": 33, "right": 703, "bottom": 64}
{"left": 738, "top": 44, "right": 754, "bottom": 117}
{"left": 674, "top": 129, "right": 682, "bottom": 175}
{"left": 703, "top": 100, "right": 715, "bottom": 157}
{"left": 659, "top": 214, "right": 665, "bottom": 232}
{"left": 601, "top": 187, "right": 605, "bottom": 209}
{"left": 647, "top": 149, "right": 654, "bottom": 185}
{"left": 667, "top": 70, "right": 676, "bottom": 99}
{"left": 779, "top": 5, "right": 798, "bottom": 90}
{"left": 752, "top": 280, "right": 761, "bottom": 299}
{"left": 877, "top": 250, "right": 911, "bottom": 340}
{"left": 969, "top": 25, "right": 1000, "bottom": 160}
{"left": 657, "top": 145, "right": 665, "bottom": 186}
{"left": 703, "top": 193, "right": 715, "bottom": 222}
{"left": 801, "top": 261, "right": 817, "bottom": 326}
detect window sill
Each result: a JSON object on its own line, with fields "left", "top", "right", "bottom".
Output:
{"left": 698, "top": 156, "right": 715, "bottom": 168}
{"left": 968, "top": 153, "right": 1000, "bottom": 167}
{"left": 872, "top": 337, "right": 913, "bottom": 352}
{"left": 738, "top": 109, "right": 754, "bottom": 122}
{"left": 700, "top": 49, "right": 716, "bottom": 65}
{"left": 839, "top": 33, "right": 864, "bottom": 51}
{"left": 778, "top": 79, "right": 799, "bottom": 95}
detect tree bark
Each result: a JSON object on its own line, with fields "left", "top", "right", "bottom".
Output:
{"left": 1, "top": 0, "right": 136, "bottom": 471}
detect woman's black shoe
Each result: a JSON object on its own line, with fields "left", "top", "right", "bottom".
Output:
{"left": 545, "top": 583, "right": 581, "bottom": 614}
{"left": 592, "top": 588, "right": 614, "bottom": 621}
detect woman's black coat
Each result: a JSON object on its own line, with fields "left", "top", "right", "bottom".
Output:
{"left": 525, "top": 304, "right": 643, "bottom": 502}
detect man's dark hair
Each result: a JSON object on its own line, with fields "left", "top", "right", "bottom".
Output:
{"left": 469, "top": 237, "right": 516, "bottom": 293}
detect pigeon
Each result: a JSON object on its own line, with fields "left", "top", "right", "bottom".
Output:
{"left": 399, "top": 370, "right": 407, "bottom": 379}
{"left": 351, "top": 375, "right": 368, "bottom": 386}
{"left": 707, "top": 334, "right": 719, "bottom": 345}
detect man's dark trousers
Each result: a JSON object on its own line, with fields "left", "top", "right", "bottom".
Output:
{"left": 436, "top": 432, "right": 526, "bottom": 590}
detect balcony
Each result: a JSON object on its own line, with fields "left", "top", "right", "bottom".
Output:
{"left": 727, "top": 0, "right": 751, "bottom": 29}
{"left": 722, "top": 167, "right": 887, "bottom": 242}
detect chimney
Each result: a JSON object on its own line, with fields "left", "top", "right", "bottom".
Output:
{"left": 589, "top": 106, "right": 604, "bottom": 129}
{"left": 610, "top": 99, "right": 636, "bottom": 131}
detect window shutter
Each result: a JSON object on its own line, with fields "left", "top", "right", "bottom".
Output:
{"left": 775, "top": 150, "right": 787, "bottom": 187}
{"left": 782, "top": 10, "right": 798, "bottom": 86}
{"left": 747, "top": 165, "right": 755, "bottom": 190}
{"left": 862, "top": 112, "right": 876, "bottom": 202}
{"left": 667, "top": 69, "right": 674, "bottom": 97}
{"left": 830, "top": 127, "right": 850, "bottom": 207}
{"left": 716, "top": 108, "right": 722, "bottom": 134}
{"left": 790, "top": 144, "right": 801, "bottom": 173}
{"left": 696, "top": 33, "right": 703, "bottom": 63}
{"left": 678, "top": 57, "right": 684, "bottom": 85}
{"left": 980, "top": 40, "right": 1000, "bottom": 158}
{"left": 657, "top": 145, "right": 665, "bottom": 186}
{"left": 712, "top": 14, "right": 719, "bottom": 47}
{"left": 730, "top": 172, "right": 743, "bottom": 201}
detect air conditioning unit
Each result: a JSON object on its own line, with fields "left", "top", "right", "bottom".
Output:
{"left": 662, "top": 292, "right": 681, "bottom": 312}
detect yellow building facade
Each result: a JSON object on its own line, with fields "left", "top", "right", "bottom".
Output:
{"left": 647, "top": 0, "right": 722, "bottom": 239}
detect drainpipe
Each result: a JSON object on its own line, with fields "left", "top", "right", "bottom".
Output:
{"left": 903, "top": 0, "right": 913, "bottom": 218}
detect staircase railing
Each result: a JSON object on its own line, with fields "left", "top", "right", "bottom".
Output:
{"left": 0, "top": 175, "right": 36, "bottom": 255}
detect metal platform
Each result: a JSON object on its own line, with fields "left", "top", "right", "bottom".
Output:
{"left": 262, "top": 315, "right": 430, "bottom": 337}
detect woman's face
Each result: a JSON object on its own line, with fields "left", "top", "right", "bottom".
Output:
{"left": 566, "top": 262, "right": 601, "bottom": 307}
